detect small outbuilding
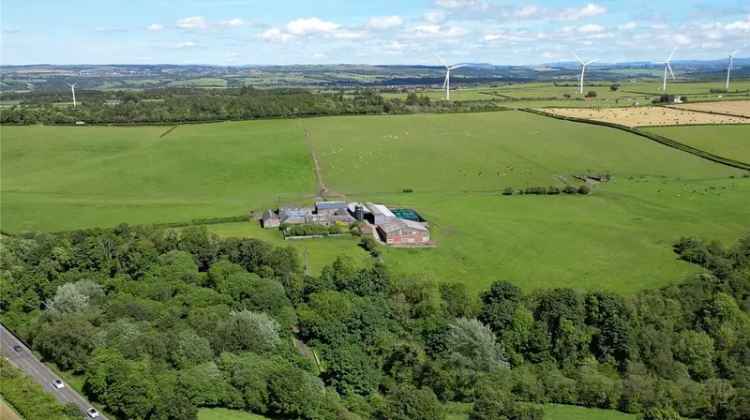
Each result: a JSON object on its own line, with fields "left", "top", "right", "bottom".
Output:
{"left": 315, "top": 201, "right": 348, "bottom": 216}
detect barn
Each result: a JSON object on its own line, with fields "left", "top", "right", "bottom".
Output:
{"left": 366, "top": 202, "right": 396, "bottom": 225}
{"left": 376, "top": 218, "right": 430, "bottom": 245}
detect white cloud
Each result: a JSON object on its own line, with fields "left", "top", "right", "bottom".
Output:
{"left": 725, "top": 16, "right": 750, "bottom": 31}
{"left": 424, "top": 10, "right": 447, "bottom": 23}
{"left": 673, "top": 34, "right": 691, "bottom": 45}
{"left": 286, "top": 17, "right": 339, "bottom": 35}
{"left": 516, "top": 5, "right": 540, "bottom": 18}
{"left": 412, "top": 24, "right": 466, "bottom": 38}
{"left": 176, "top": 41, "right": 198, "bottom": 48}
{"left": 260, "top": 28, "right": 293, "bottom": 42}
{"left": 579, "top": 24, "right": 605, "bottom": 33}
{"left": 619, "top": 22, "right": 638, "bottom": 31}
{"left": 147, "top": 24, "right": 164, "bottom": 32}
{"left": 367, "top": 16, "right": 403, "bottom": 30}
{"left": 177, "top": 16, "right": 208, "bottom": 30}
{"left": 219, "top": 18, "right": 245, "bottom": 28}
{"left": 435, "top": 0, "right": 484, "bottom": 9}
{"left": 333, "top": 29, "right": 367, "bottom": 39}
{"left": 558, "top": 3, "right": 606, "bottom": 21}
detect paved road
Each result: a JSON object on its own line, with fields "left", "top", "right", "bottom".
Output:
{"left": 1, "top": 323, "right": 107, "bottom": 419}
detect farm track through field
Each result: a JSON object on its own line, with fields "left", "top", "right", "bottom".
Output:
{"left": 523, "top": 108, "right": 750, "bottom": 171}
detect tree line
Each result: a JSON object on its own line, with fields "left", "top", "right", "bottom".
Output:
{"left": 1, "top": 224, "right": 748, "bottom": 419}
{"left": 0, "top": 87, "right": 501, "bottom": 125}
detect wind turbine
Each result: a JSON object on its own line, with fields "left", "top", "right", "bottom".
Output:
{"left": 67, "top": 83, "right": 78, "bottom": 108}
{"left": 726, "top": 50, "right": 739, "bottom": 90}
{"left": 574, "top": 53, "right": 597, "bottom": 95}
{"left": 657, "top": 49, "right": 676, "bottom": 92}
{"left": 435, "top": 54, "right": 468, "bottom": 100}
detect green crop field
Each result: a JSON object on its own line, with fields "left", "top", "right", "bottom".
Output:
{"left": 644, "top": 124, "right": 750, "bottom": 164}
{"left": 2, "top": 110, "right": 748, "bottom": 294}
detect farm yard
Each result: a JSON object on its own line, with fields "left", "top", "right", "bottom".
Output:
{"left": 542, "top": 106, "right": 750, "bottom": 127}
{"left": 4, "top": 109, "right": 748, "bottom": 294}
{"left": 671, "top": 99, "right": 750, "bottom": 117}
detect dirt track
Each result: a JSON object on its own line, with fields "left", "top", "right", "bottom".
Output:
{"left": 543, "top": 106, "right": 750, "bottom": 127}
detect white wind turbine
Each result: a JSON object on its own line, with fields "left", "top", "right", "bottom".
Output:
{"left": 435, "top": 55, "right": 468, "bottom": 100}
{"left": 67, "top": 83, "right": 78, "bottom": 108}
{"left": 725, "top": 50, "right": 739, "bottom": 90}
{"left": 574, "top": 53, "right": 597, "bottom": 95}
{"left": 657, "top": 48, "right": 677, "bottom": 92}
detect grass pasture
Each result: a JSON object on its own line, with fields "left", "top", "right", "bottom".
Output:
{"left": 644, "top": 124, "right": 750, "bottom": 164}
{"left": 2, "top": 110, "right": 749, "bottom": 294}
{"left": 1, "top": 122, "right": 316, "bottom": 232}
{"left": 197, "top": 408, "right": 269, "bottom": 420}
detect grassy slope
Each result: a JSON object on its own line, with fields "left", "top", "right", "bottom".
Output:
{"left": 644, "top": 125, "right": 750, "bottom": 164}
{"left": 304, "top": 112, "right": 748, "bottom": 294}
{"left": 1, "top": 122, "right": 316, "bottom": 232}
{"left": 197, "top": 408, "right": 269, "bottom": 420}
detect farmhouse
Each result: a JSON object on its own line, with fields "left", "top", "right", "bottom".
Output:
{"left": 261, "top": 210, "right": 281, "bottom": 228}
{"left": 377, "top": 217, "right": 430, "bottom": 245}
{"left": 279, "top": 207, "right": 312, "bottom": 225}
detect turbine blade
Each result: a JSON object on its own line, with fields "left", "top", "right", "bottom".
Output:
{"left": 432, "top": 53, "right": 448, "bottom": 68}
{"left": 667, "top": 63, "right": 675, "bottom": 80}
{"left": 668, "top": 47, "right": 677, "bottom": 62}
{"left": 574, "top": 53, "right": 584, "bottom": 64}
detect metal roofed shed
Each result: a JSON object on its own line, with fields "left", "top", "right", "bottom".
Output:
{"left": 366, "top": 203, "right": 396, "bottom": 225}
{"left": 315, "top": 201, "right": 348, "bottom": 212}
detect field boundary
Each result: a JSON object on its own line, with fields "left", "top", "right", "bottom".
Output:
{"left": 159, "top": 125, "right": 179, "bottom": 138}
{"left": 521, "top": 108, "right": 750, "bottom": 171}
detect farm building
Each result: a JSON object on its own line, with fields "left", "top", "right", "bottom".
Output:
{"left": 279, "top": 207, "right": 312, "bottom": 225}
{"left": 315, "top": 201, "right": 348, "bottom": 215}
{"left": 261, "top": 210, "right": 281, "bottom": 229}
{"left": 366, "top": 203, "right": 396, "bottom": 225}
{"left": 377, "top": 218, "right": 430, "bottom": 245}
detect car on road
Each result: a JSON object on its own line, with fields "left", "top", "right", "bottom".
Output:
{"left": 13, "top": 345, "right": 22, "bottom": 352}
{"left": 52, "top": 379, "right": 65, "bottom": 389}
{"left": 87, "top": 408, "right": 100, "bottom": 418}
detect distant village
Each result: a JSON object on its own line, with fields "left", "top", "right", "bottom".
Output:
{"left": 261, "top": 201, "right": 431, "bottom": 246}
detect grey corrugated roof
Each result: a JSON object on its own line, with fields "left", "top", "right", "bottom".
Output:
{"left": 316, "top": 201, "right": 348, "bottom": 210}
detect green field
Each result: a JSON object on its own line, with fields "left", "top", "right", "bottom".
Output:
{"left": 197, "top": 408, "right": 269, "bottom": 420}
{"left": 644, "top": 124, "right": 750, "bottom": 164}
{"left": 1, "top": 122, "right": 315, "bottom": 232}
{"left": 543, "top": 404, "right": 637, "bottom": 420}
{"left": 3, "top": 111, "right": 748, "bottom": 294}
{"left": 382, "top": 80, "right": 750, "bottom": 109}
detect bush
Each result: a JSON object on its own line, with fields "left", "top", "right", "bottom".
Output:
{"left": 502, "top": 187, "right": 515, "bottom": 196}
{"left": 547, "top": 186, "right": 561, "bottom": 195}
{"left": 563, "top": 185, "right": 578, "bottom": 194}
{"left": 585, "top": 91, "right": 598, "bottom": 98}
{"left": 610, "top": 84, "right": 621, "bottom": 92}
{"left": 402, "top": 188, "right": 414, "bottom": 193}
{"left": 359, "top": 237, "right": 380, "bottom": 257}
{"left": 578, "top": 185, "right": 591, "bottom": 195}
{"left": 524, "top": 186, "right": 547, "bottom": 195}
{"left": 284, "top": 224, "right": 343, "bottom": 237}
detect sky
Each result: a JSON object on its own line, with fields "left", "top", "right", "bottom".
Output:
{"left": 1, "top": 0, "right": 749, "bottom": 66}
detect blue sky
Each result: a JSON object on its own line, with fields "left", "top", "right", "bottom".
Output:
{"left": 1, "top": 0, "right": 749, "bottom": 65}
